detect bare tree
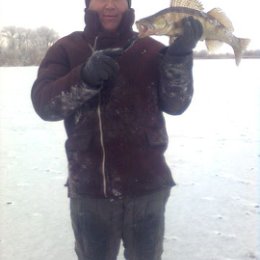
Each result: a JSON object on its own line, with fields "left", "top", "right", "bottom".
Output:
{"left": 0, "top": 26, "right": 59, "bottom": 66}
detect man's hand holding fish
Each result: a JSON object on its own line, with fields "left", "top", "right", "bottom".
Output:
{"left": 167, "top": 16, "right": 203, "bottom": 55}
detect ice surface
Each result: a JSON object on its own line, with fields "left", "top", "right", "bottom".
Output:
{"left": 0, "top": 60, "right": 259, "bottom": 260}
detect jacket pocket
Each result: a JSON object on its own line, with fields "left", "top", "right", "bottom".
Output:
{"left": 65, "top": 133, "right": 93, "bottom": 152}
{"left": 146, "top": 127, "right": 168, "bottom": 146}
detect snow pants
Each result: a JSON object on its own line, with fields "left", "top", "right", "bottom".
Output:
{"left": 70, "top": 188, "right": 171, "bottom": 260}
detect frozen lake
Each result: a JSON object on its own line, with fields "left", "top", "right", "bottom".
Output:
{"left": 0, "top": 59, "right": 259, "bottom": 260}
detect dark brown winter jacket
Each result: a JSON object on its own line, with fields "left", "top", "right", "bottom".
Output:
{"left": 31, "top": 9, "right": 194, "bottom": 199}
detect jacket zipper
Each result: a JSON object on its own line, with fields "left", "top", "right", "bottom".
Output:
{"left": 97, "top": 94, "right": 107, "bottom": 198}
{"left": 93, "top": 36, "right": 108, "bottom": 198}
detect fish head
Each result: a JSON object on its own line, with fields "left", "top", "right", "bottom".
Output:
{"left": 136, "top": 15, "right": 168, "bottom": 38}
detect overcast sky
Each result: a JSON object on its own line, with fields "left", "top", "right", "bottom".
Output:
{"left": 0, "top": 0, "right": 259, "bottom": 50}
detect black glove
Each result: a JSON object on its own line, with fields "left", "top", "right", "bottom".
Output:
{"left": 168, "top": 16, "right": 203, "bottom": 55}
{"left": 82, "top": 48, "right": 123, "bottom": 88}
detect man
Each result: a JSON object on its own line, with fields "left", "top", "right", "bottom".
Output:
{"left": 31, "top": 0, "right": 202, "bottom": 259}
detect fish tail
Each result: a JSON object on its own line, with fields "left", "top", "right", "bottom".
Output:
{"left": 233, "top": 37, "right": 250, "bottom": 65}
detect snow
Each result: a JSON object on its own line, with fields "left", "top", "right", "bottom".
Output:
{"left": 0, "top": 60, "right": 259, "bottom": 260}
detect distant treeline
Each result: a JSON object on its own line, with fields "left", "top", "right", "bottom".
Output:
{"left": 0, "top": 26, "right": 259, "bottom": 66}
{"left": 194, "top": 49, "right": 260, "bottom": 60}
{"left": 0, "top": 26, "right": 59, "bottom": 66}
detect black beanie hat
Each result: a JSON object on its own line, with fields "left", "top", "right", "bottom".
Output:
{"left": 85, "top": 0, "right": 131, "bottom": 8}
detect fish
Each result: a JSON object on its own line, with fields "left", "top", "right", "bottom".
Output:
{"left": 135, "top": 0, "right": 250, "bottom": 65}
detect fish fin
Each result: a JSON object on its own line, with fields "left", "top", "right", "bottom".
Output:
{"left": 232, "top": 37, "right": 251, "bottom": 65}
{"left": 207, "top": 8, "right": 234, "bottom": 31}
{"left": 205, "top": 40, "right": 223, "bottom": 53}
{"left": 170, "top": 0, "right": 204, "bottom": 11}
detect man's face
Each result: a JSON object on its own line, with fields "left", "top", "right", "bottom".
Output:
{"left": 89, "top": 0, "right": 128, "bottom": 32}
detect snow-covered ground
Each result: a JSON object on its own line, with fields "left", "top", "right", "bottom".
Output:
{"left": 0, "top": 59, "right": 259, "bottom": 260}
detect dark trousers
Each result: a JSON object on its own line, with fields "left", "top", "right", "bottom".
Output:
{"left": 70, "top": 188, "right": 171, "bottom": 260}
